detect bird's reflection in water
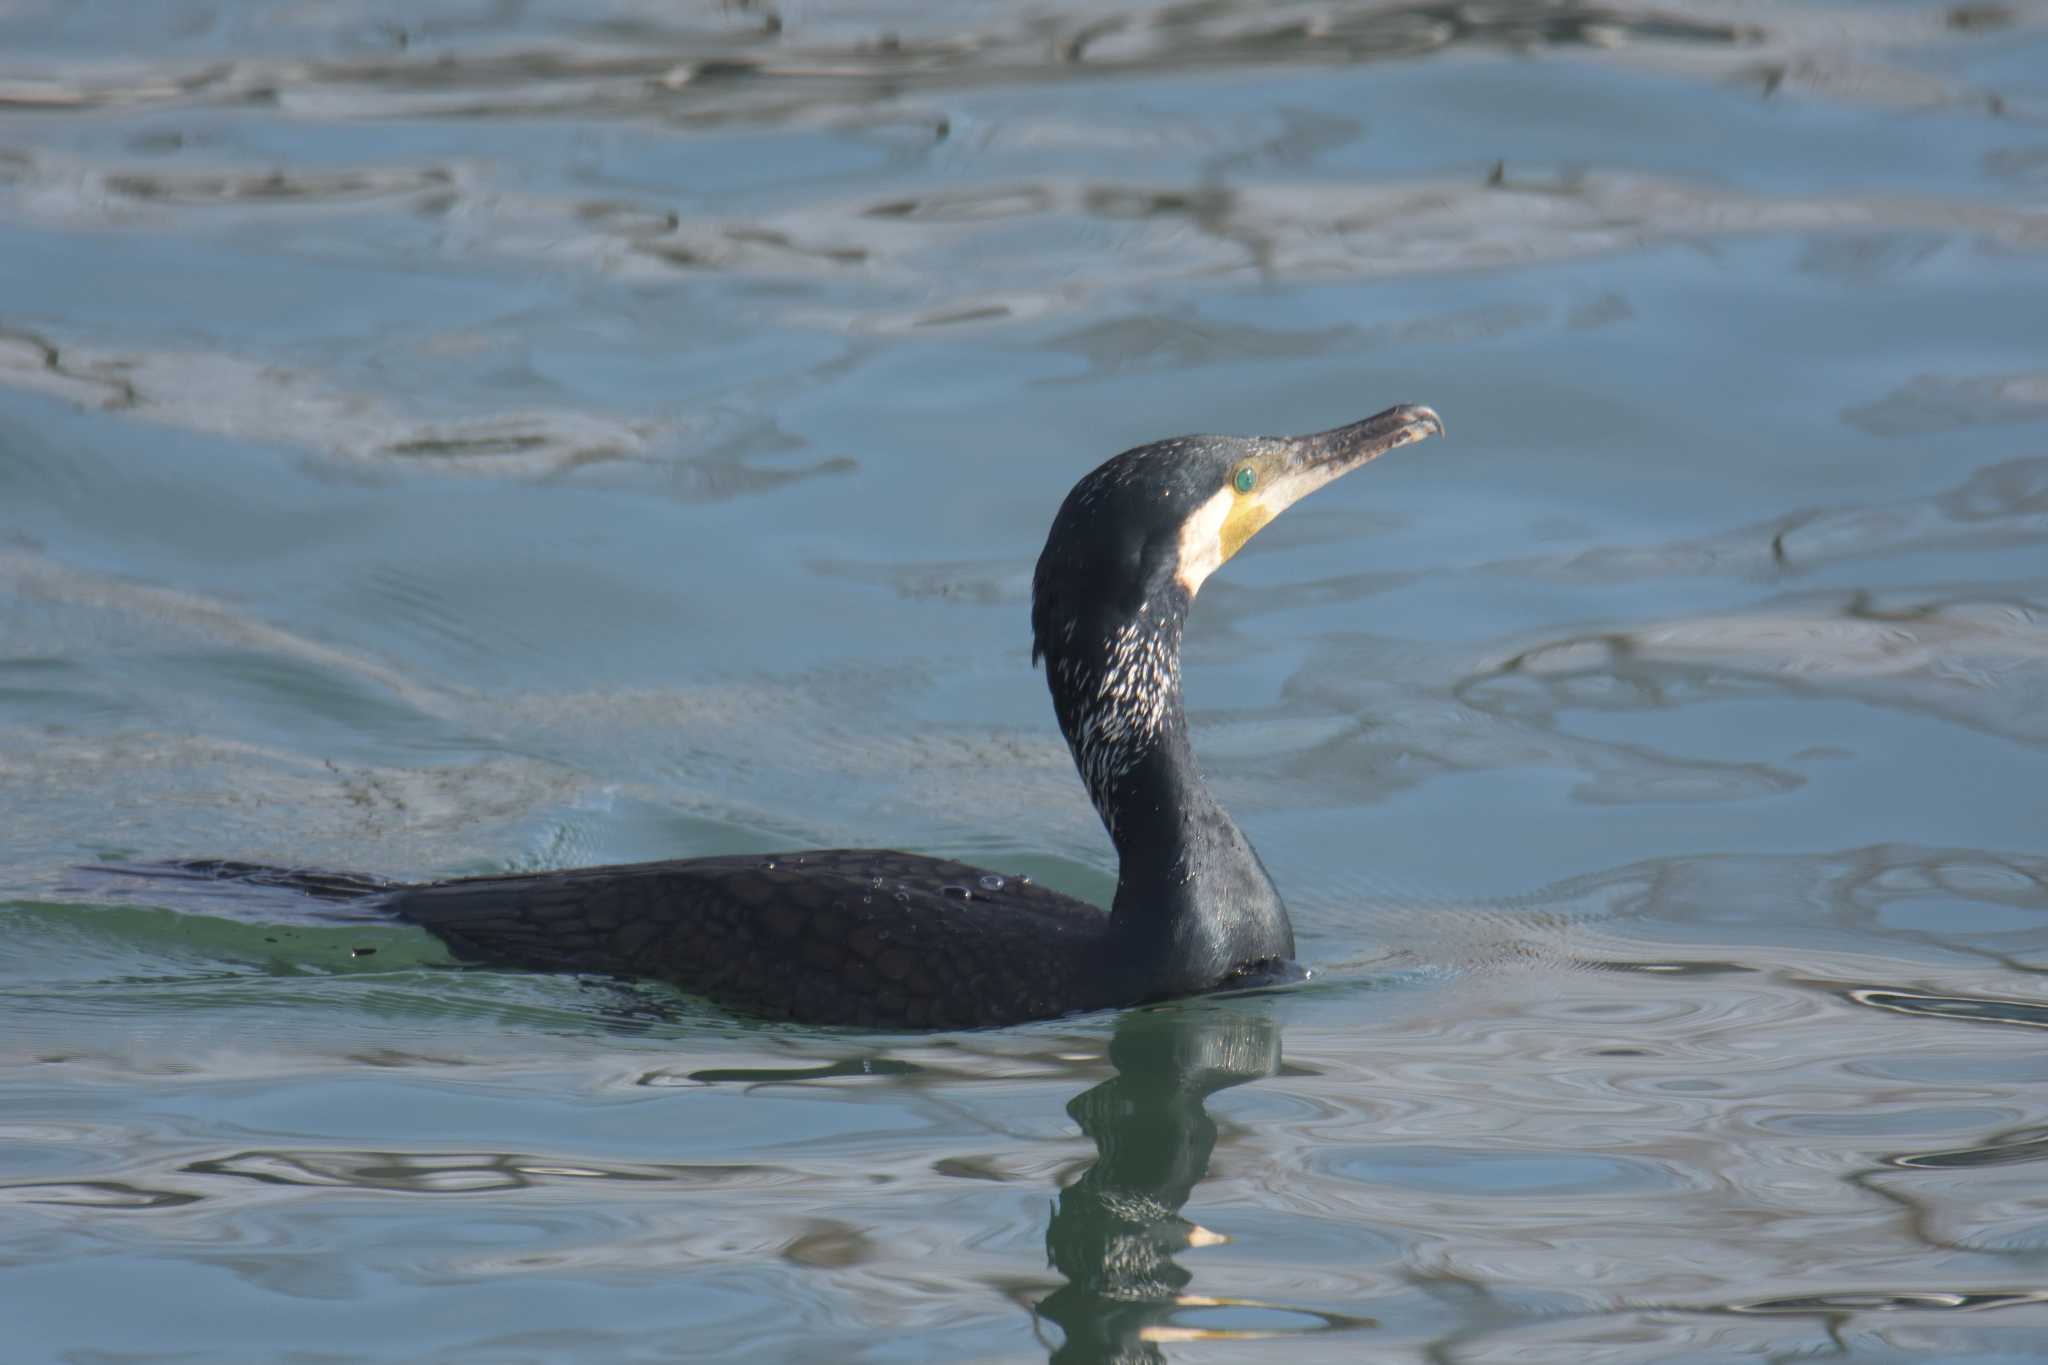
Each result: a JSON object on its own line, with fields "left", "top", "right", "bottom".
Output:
{"left": 1037, "top": 1003, "right": 1373, "bottom": 1364}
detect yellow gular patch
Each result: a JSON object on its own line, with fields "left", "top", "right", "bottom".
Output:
{"left": 1175, "top": 455, "right": 1357, "bottom": 595}
{"left": 1218, "top": 497, "right": 1276, "bottom": 564}
{"left": 1175, "top": 483, "right": 1278, "bottom": 595}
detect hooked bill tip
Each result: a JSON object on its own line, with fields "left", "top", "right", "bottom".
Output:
{"left": 1289, "top": 402, "right": 1447, "bottom": 470}
{"left": 1393, "top": 404, "right": 1444, "bottom": 440}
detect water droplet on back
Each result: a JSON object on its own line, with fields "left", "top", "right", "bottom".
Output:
{"left": 977, "top": 874, "right": 1006, "bottom": 892}
{"left": 940, "top": 883, "right": 973, "bottom": 900}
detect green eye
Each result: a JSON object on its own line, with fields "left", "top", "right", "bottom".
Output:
{"left": 1233, "top": 465, "right": 1257, "bottom": 495}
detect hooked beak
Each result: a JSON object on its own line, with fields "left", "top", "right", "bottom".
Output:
{"left": 1175, "top": 402, "right": 1444, "bottom": 596}
{"left": 1286, "top": 404, "right": 1444, "bottom": 481}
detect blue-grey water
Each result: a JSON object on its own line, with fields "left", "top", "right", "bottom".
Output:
{"left": 3, "top": 2, "right": 2047, "bottom": 1360}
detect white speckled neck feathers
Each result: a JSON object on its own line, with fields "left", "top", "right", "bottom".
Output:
{"left": 1053, "top": 600, "right": 1187, "bottom": 831}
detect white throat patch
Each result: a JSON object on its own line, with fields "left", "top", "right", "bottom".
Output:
{"left": 1172, "top": 486, "right": 1236, "bottom": 597}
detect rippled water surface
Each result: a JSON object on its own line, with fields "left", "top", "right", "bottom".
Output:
{"left": 4, "top": 1, "right": 2048, "bottom": 1360}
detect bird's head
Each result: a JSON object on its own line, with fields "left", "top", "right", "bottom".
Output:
{"left": 1031, "top": 403, "right": 1443, "bottom": 667}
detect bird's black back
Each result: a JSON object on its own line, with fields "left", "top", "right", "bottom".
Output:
{"left": 388, "top": 849, "right": 1122, "bottom": 1029}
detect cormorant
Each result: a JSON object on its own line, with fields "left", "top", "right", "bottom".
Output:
{"left": 143, "top": 404, "right": 1442, "bottom": 1028}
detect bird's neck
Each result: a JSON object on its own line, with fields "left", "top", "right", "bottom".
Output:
{"left": 1047, "top": 603, "right": 1294, "bottom": 992}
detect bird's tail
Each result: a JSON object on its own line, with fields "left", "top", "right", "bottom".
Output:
{"left": 75, "top": 858, "right": 399, "bottom": 920}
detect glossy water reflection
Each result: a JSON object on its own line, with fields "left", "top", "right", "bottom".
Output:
{"left": 4, "top": 0, "right": 2048, "bottom": 1359}
{"left": 1039, "top": 1007, "right": 1374, "bottom": 1361}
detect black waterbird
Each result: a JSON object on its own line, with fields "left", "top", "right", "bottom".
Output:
{"left": 138, "top": 404, "right": 1443, "bottom": 1028}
